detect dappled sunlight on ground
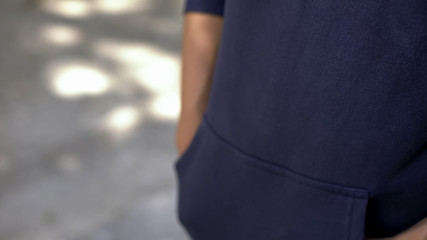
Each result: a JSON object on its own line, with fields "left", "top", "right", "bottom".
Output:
{"left": 0, "top": 0, "right": 187, "bottom": 239}
{"left": 40, "top": 0, "right": 93, "bottom": 19}
{"left": 45, "top": 59, "right": 112, "bottom": 98}
{"left": 148, "top": 92, "right": 180, "bottom": 120}
{"left": 39, "top": 23, "right": 83, "bottom": 47}
{"left": 39, "top": 0, "right": 152, "bottom": 17}
{"left": 102, "top": 104, "right": 143, "bottom": 138}
{"left": 93, "top": 0, "right": 152, "bottom": 15}
{"left": 92, "top": 38, "right": 181, "bottom": 120}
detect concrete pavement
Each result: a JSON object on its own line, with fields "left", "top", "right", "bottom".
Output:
{"left": 0, "top": 0, "right": 188, "bottom": 239}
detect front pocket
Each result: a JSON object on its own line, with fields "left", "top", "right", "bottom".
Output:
{"left": 175, "top": 113, "right": 370, "bottom": 240}
{"left": 173, "top": 118, "right": 205, "bottom": 176}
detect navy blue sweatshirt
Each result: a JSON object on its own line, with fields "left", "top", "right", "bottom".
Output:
{"left": 174, "top": 0, "right": 427, "bottom": 239}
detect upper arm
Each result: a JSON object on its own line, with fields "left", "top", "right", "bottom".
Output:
{"left": 183, "top": 0, "right": 226, "bottom": 17}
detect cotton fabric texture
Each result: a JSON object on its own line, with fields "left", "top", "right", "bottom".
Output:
{"left": 173, "top": 0, "right": 427, "bottom": 239}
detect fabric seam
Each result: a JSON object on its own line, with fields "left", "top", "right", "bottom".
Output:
{"left": 347, "top": 197, "right": 355, "bottom": 240}
{"left": 203, "top": 113, "right": 369, "bottom": 199}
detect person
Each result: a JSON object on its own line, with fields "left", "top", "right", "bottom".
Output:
{"left": 174, "top": 0, "right": 427, "bottom": 239}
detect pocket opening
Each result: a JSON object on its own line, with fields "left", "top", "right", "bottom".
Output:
{"left": 173, "top": 118, "right": 205, "bottom": 174}
{"left": 175, "top": 113, "right": 370, "bottom": 240}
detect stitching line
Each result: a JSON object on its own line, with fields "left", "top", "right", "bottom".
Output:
{"left": 243, "top": 157, "right": 368, "bottom": 199}
{"left": 202, "top": 113, "right": 369, "bottom": 199}
{"left": 347, "top": 197, "right": 355, "bottom": 240}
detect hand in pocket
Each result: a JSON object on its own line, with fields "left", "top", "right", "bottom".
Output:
{"left": 175, "top": 110, "right": 203, "bottom": 157}
{"left": 366, "top": 217, "right": 427, "bottom": 240}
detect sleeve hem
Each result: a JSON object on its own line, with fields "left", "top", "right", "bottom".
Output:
{"left": 183, "top": 7, "right": 224, "bottom": 17}
{"left": 182, "top": 2, "right": 224, "bottom": 17}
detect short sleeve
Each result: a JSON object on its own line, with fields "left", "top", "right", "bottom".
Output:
{"left": 183, "top": 0, "right": 225, "bottom": 16}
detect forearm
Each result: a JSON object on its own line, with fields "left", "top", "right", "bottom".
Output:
{"left": 175, "top": 12, "right": 223, "bottom": 155}
{"left": 180, "top": 12, "right": 223, "bottom": 116}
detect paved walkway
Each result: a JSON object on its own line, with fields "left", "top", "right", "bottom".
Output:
{"left": 0, "top": 0, "right": 188, "bottom": 239}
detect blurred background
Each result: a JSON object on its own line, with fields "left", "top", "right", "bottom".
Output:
{"left": 0, "top": 0, "right": 187, "bottom": 239}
